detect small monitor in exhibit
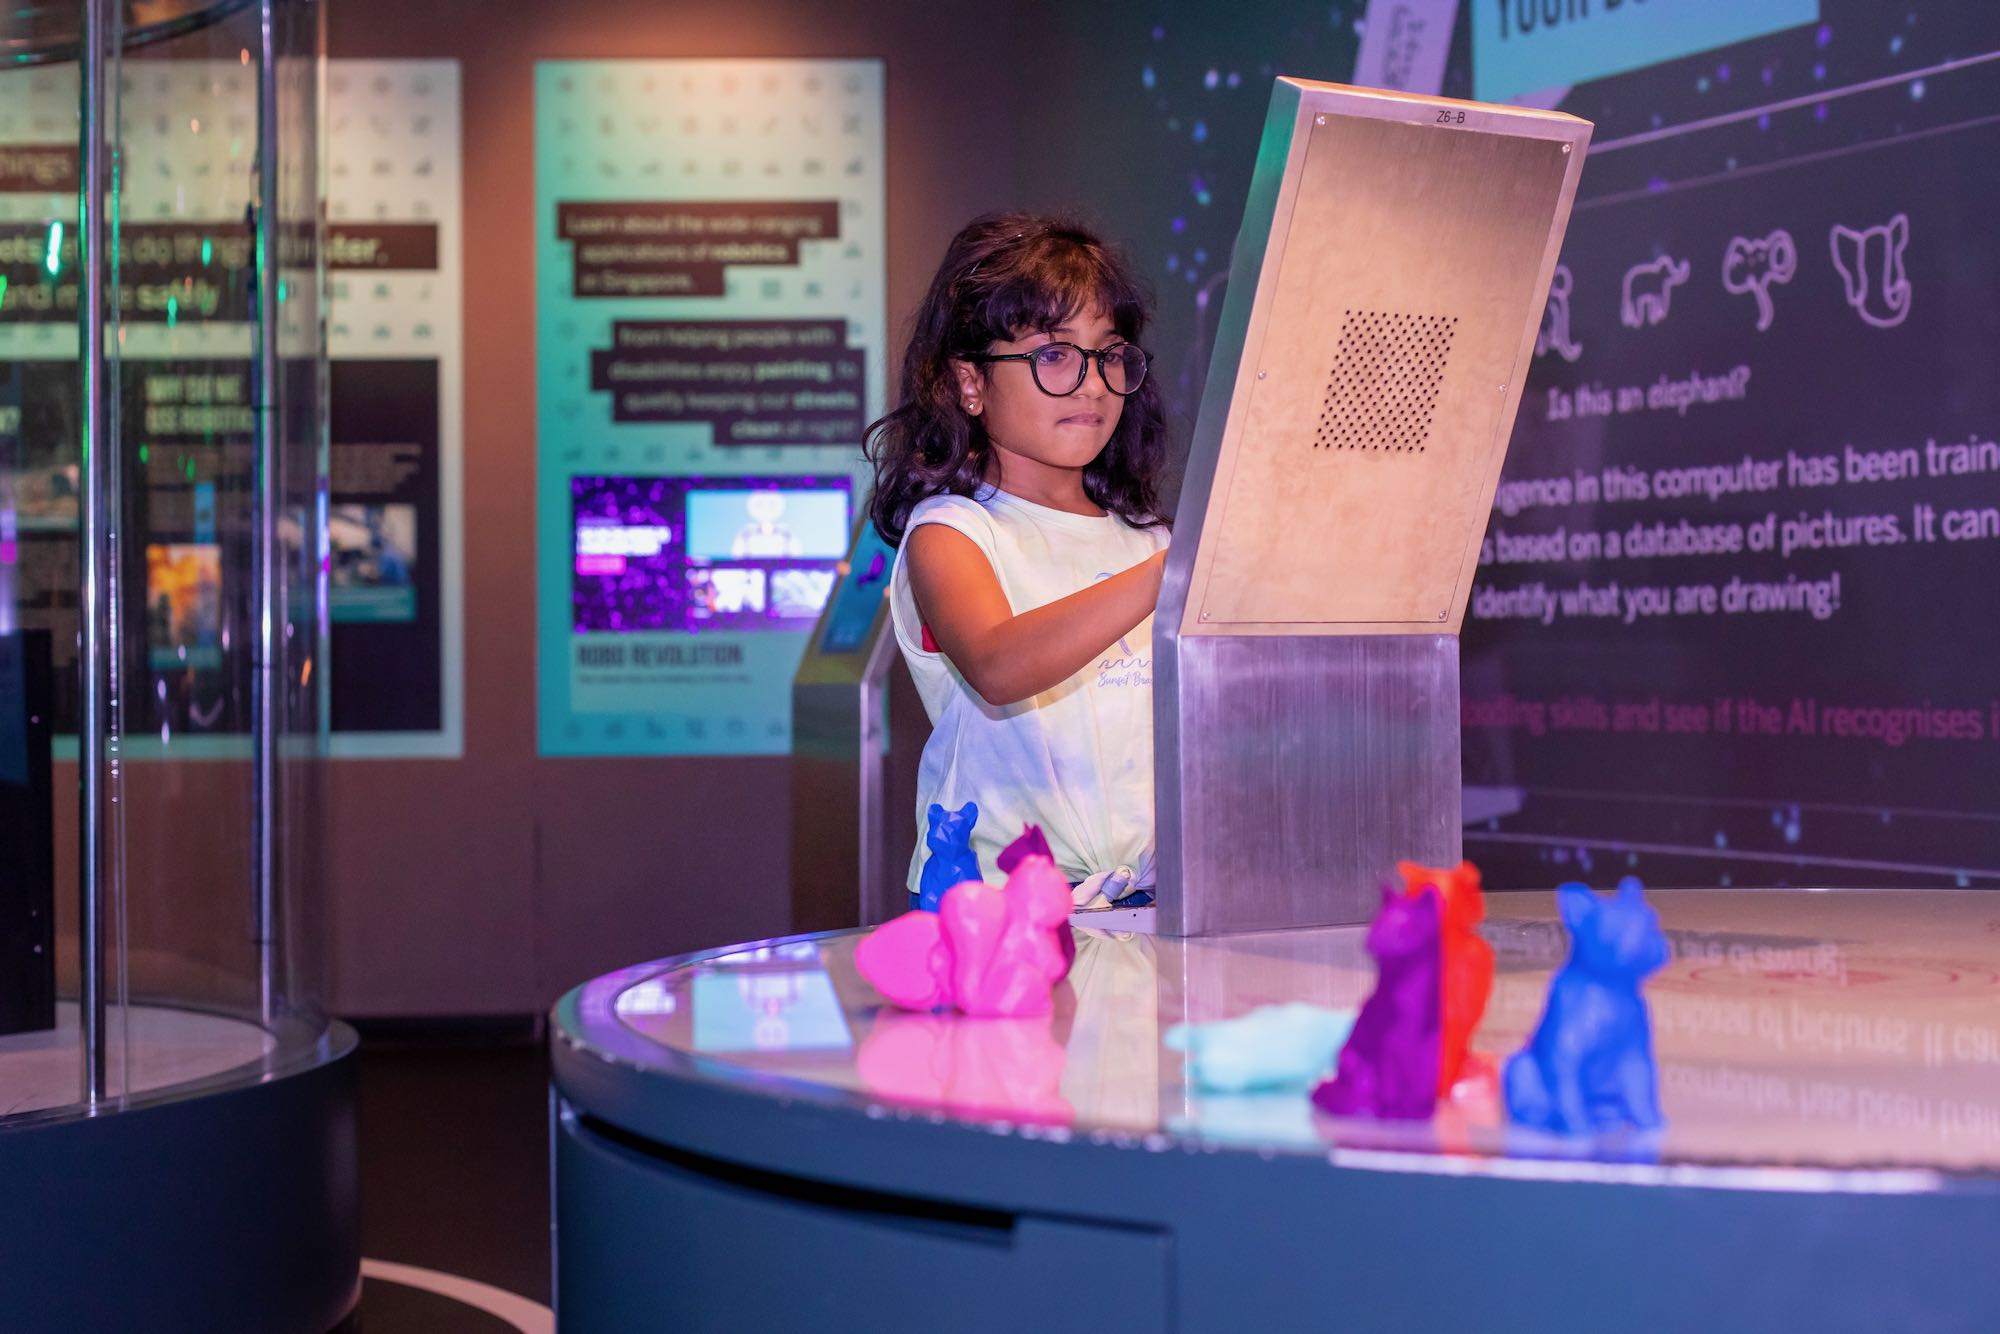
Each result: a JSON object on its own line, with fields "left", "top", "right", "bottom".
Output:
{"left": 1, "top": 629, "right": 55, "bottom": 1035}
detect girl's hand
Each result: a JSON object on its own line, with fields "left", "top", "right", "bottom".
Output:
{"left": 907, "top": 527, "right": 1167, "bottom": 707}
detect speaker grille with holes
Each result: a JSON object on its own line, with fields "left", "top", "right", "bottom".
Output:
{"left": 1314, "top": 310, "right": 1458, "bottom": 453}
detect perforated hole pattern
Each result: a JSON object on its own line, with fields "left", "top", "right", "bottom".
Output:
{"left": 1315, "top": 310, "right": 1458, "bottom": 453}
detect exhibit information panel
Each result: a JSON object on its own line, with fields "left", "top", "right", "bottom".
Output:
{"left": 533, "top": 59, "right": 887, "bottom": 757}
{"left": 1462, "top": 6, "right": 2000, "bottom": 888}
{"left": 0, "top": 57, "right": 464, "bottom": 759}
{"left": 325, "top": 60, "right": 466, "bottom": 757}
{"left": 1471, "top": 0, "right": 1820, "bottom": 104}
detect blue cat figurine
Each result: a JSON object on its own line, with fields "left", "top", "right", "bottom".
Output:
{"left": 917, "top": 801, "right": 981, "bottom": 912}
{"left": 1503, "top": 877, "right": 1669, "bottom": 1135}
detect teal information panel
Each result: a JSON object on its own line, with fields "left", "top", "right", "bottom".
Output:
{"left": 1473, "top": 0, "right": 1819, "bottom": 103}
{"left": 535, "top": 60, "right": 886, "bottom": 756}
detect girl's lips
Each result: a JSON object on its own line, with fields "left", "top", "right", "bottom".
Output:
{"left": 1058, "top": 413, "right": 1104, "bottom": 427}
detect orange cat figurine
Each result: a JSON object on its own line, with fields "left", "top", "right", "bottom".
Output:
{"left": 1398, "top": 860, "right": 1496, "bottom": 1096}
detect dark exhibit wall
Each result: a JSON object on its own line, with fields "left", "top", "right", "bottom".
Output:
{"left": 311, "top": 0, "right": 1378, "bottom": 1015}
{"left": 1018, "top": 2, "right": 2000, "bottom": 895}
{"left": 315, "top": 0, "right": 1029, "bottom": 1013}
{"left": 1458, "top": 1, "right": 2000, "bottom": 889}
{"left": 955, "top": 0, "right": 2000, "bottom": 898}
{"left": 302, "top": 0, "right": 2000, "bottom": 1014}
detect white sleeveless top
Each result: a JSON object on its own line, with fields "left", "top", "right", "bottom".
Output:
{"left": 889, "top": 488, "right": 1169, "bottom": 898}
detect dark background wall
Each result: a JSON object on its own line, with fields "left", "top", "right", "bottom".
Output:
{"left": 312, "top": 0, "right": 1391, "bottom": 1017}
{"left": 320, "top": 0, "right": 1045, "bottom": 1015}
{"left": 312, "top": 0, "right": 2000, "bottom": 1017}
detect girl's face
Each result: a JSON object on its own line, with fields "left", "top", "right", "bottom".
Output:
{"left": 953, "top": 304, "right": 1126, "bottom": 487}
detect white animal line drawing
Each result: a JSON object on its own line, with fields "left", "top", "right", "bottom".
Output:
{"left": 1620, "top": 254, "right": 1691, "bottom": 329}
{"left": 1536, "top": 264, "right": 1583, "bottom": 361}
{"left": 1829, "top": 213, "right": 1912, "bottom": 329}
{"left": 1721, "top": 229, "right": 1798, "bottom": 332}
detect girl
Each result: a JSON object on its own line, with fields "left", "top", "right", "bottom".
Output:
{"left": 865, "top": 213, "right": 1171, "bottom": 909}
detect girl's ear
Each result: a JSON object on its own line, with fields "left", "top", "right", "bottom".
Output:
{"left": 950, "top": 358, "right": 983, "bottom": 415}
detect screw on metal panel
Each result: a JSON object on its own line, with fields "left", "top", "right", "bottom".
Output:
{"left": 1562, "top": 144, "right": 1572, "bottom": 154}
{"left": 1257, "top": 370, "right": 1267, "bottom": 379}
{"left": 1438, "top": 610, "right": 1448, "bottom": 621}
{"left": 1200, "top": 611, "right": 1211, "bottom": 621}
{"left": 1498, "top": 384, "right": 1507, "bottom": 392}
{"left": 1316, "top": 115, "right": 1326, "bottom": 124}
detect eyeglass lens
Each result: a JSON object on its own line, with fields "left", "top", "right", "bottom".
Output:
{"left": 1026, "top": 343, "right": 1149, "bottom": 396}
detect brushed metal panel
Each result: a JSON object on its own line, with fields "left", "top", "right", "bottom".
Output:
{"left": 1198, "top": 116, "right": 1573, "bottom": 629}
{"left": 1155, "top": 635, "right": 1460, "bottom": 936}
{"left": 1152, "top": 79, "right": 1588, "bottom": 936}
{"left": 1162, "top": 80, "right": 1591, "bottom": 641}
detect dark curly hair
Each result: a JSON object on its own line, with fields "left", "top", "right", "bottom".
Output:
{"left": 864, "top": 212, "right": 1171, "bottom": 545}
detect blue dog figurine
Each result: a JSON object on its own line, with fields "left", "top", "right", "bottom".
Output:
{"left": 1504, "top": 877, "right": 1669, "bottom": 1135}
{"left": 917, "top": 802, "right": 981, "bottom": 912}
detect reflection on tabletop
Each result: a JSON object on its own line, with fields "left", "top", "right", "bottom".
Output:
{"left": 611, "top": 892, "right": 2000, "bottom": 1173}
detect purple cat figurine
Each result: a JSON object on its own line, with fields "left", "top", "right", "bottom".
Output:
{"left": 1311, "top": 883, "right": 1442, "bottom": 1121}
{"left": 1503, "top": 877, "right": 1669, "bottom": 1135}
{"left": 996, "top": 824, "right": 1053, "bottom": 874}
{"left": 999, "top": 824, "right": 1073, "bottom": 966}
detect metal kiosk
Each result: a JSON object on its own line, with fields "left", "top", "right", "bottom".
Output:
{"left": 1155, "top": 79, "right": 1590, "bottom": 934}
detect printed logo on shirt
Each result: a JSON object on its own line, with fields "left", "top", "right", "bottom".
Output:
{"left": 1096, "top": 652, "right": 1152, "bottom": 689}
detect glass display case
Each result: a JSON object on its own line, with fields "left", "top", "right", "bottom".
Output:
{"left": 0, "top": 3, "right": 356, "bottom": 1329}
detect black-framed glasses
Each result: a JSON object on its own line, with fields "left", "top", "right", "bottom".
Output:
{"left": 966, "top": 341, "right": 1151, "bottom": 397}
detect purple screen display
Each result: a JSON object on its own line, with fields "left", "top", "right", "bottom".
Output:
{"left": 571, "top": 475, "right": 850, "bottom": 634}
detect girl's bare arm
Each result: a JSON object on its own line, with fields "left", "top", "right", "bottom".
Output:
{"left": 906, "top": 524, "right": 1165, "bottom": 707}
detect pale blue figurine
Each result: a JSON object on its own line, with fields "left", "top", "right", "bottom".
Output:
{"left": 916, "top": 801, "right": 981, "bottom": 912}
{"left": 1504, "top": 877, "right": 1669, "bottom": 1135}
{"left": 1165, "top": 1003, "right": 1358, "bottom": 1094}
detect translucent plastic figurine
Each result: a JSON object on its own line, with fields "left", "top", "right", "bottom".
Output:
{"left": 996, "top": 823, "right": 1052, "bottom": 873}
{"left": 1397, "top": 860, "right": 1496, "bottom": 1095}
{"left": 1503, "top": 877, "right": 1668, "bottom": 1135}
{"left": 1311, "top": 884, "right": 1442, "bottom": 1121}
{"left": 999, "top": 825, "right": 1073, "bottom": 965}
{"left": 917, "top": 801, "right": 981, "bottom": 911}
{"left": 1166, "top": 1003, "right": 1357, "bottom": 1094}
{"left": 939, "top": 853, "right": 1074, "bottom": 1017}
{"left": 857, "top": 835, "right": 1075, "bottom": 1018}
{"left": 854, "top": 909, "right": 952, "bottom": 1011}
{"left": 857, "top": 1011, "right": 1072, "bottom": 1125}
